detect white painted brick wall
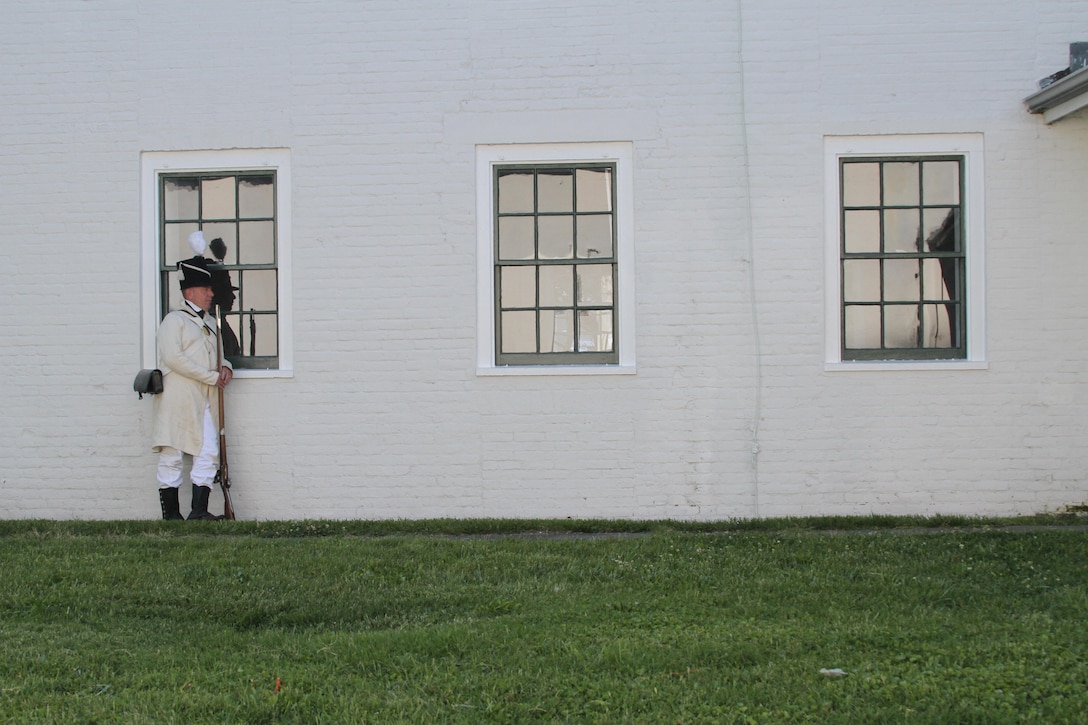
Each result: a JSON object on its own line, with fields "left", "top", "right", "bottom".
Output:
{"left": 1, "top": 0, "right": 1086, "bottom": 520}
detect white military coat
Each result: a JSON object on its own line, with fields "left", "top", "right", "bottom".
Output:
{"left": 151, "top": 303, "right": 231, "bottom": 456}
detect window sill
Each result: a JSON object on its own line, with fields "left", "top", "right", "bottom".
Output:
{"left": 477, "top": 365, "right": 637, "bottom": 377}
{"left": 824, "top": 360, "right": 988, "bottom": 372}
{"left": 232, "top": 368, "right": 294, "bottom": 380}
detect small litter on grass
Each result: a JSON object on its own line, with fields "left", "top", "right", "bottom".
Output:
{"left": 819, "top": 668, "right": 848, "bottom": 678}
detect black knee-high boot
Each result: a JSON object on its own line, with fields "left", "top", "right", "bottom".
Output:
{"left": 159, "top": 487, "right": 184, "bottom": 520}
{"left": 187, "top": 484, "right": 223, "bottom": 521}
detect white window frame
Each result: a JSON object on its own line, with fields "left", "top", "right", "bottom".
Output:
{"left": 140, "top": 148, "right": 293, "bottom": 378}
{"left": 824, "top": 134, "right": 987, "bottom": 371}
{"left": 476, "top": 142, "right": 636, "bottom": 375}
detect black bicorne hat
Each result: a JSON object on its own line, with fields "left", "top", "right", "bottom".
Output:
{"left": 178, "top": 256, "right": 214, "bottom": 289}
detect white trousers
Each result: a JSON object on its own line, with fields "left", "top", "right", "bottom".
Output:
{"left": 157, "top": 403, "right": 218, "bottom": 489}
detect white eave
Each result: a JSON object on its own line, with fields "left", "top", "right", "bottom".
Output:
{"left": 1024, "top": 65, "right": 1088, "bottom": 124}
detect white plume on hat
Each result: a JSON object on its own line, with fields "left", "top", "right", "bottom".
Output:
{"left": 188, "top": 230, "right": 208, "bottom": 256}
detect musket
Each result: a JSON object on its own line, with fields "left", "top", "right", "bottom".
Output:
{"left": 214, "top": 304, "right": 236, "bottom": 520}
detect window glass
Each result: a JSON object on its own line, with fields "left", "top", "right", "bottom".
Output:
{"left": 839, "top": 157, "right": 966, "bottom": 361}
{"left": 493, "top": 163, "right": 618, "bottom": 365}
{"left": 160, "top": 171, "right": 279, "bottom": 369}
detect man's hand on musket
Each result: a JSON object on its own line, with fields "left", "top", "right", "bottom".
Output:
{"left": 217, "top": 366, "right": 233, "bottom": 389}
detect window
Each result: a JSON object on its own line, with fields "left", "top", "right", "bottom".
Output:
{"left": 477, "top": 143, "right": 635, "bottom": 374}
{"left": 160, "top": 173, "right": 278, "bottom": 369}
{"left": 141, "top": 149, "right": 293, "bottom": 376}
{"left": 825, "top": 136, "right": 986, "bottom": 368}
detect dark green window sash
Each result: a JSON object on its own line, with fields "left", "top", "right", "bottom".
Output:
{"left": 839, "top": 156, "right": 967, "bottom": 361}
{"left": 159, "top": 171, "right": 279, "bottom": 370}
{"left": 494, "top": 163, "right": 619, "bottom": 366}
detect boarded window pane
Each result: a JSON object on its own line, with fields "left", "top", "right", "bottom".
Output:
{"left": 240, "top": 220, "right": 275, "bottom": 264}
{"left": 883, "top": 162, "right": 919, "bottom": 206}
{"left": 202, "top": 177, "right": 236, "bottom": 219}
{"left": 843, "top": 209, "right": 880, "bottom": 253}
{"left": 843, "top": 260, "right": 880, "bottom": 302}
{"left": 240, "top": 313, "right": 278, "bottom": 357}
{"left": 238, "top": 175, "right": 274, "bottom": 218}
{"left": 240, "top": 269, "right": 277, "bottom": 311}
{"left": 923, "top": 208, "right": 957, "bottom": 252}
{"left": 163, "top": 222, "right": 198, "bottom": 266}
{"left": 578, "top": 310, "right": 613, "bottom": 352}
{"left": 844, "top": 305, "right": 880, "bottom": 349}
{"left": 576, "top": 265, "right": 613, "bottom": 306}
{"left": 539, "top": 265, "right": 574, "bottom": 307}
{"left": 501, "top": 311, "right": 536, "bottom": 353}
{"left": 883, "top": 258, "right": 920, "bottom": 302}
{"left": 538, "top": 216, "right": 574, "bottom": 259}
{"left": 576, "top": 168, "right": 612, "bottom": 212}
{"left": 498, "top": 217, "right": 534, "bottom": 260}
{"left": 500, "top": 266, "right": 536, "bottom": 309}
{"left": 883, "top": 209, "right": 920, "bottom": 252}
{"left": 498, "top": 172, "right": 534, "bottom": 214}
{"left": 884, "top": 305, "right": 920, "bottom": 348}
{"left": 538, "top": 170, "right": 573, "bottom": 212}
{"left": 923, "top": 161, "right": 960, "bottom": 205}
{"left": 923, "top": 258, "right": 955, "bottom": 301}
{"left": 577, "top": 215, "right": 613, "bottom": 258}
{"left": 540, "top": 310, "right": 575, "bottom": 352}
{"left": 201, "top": 223, "right": 237, "bottom": 264}
{"left": 922, "top": 304, "right": 955, "bottom": 348}
{"left": 842, "top": 162, "right": 880, "bottom": 207}
{"left": 163, "top": 178, "right": 199, "bottom": 220}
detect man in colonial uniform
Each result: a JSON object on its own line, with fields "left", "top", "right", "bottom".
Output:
{"left": 153, "top": 251, "right": 233, "bottom": 520}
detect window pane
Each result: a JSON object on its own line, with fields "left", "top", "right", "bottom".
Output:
{"left": 576, "top": 265, "right": 613, "bottom": 306}
{"left": 883, "top": 208, "right": 920, "bottom": 252}
{"left": 164, "top": 270, "right": 182, "bottom": 313}
{"left": 501, "top": 311, "right": 536, "bottom": 353}
{"left": 238, "top": 175, "right": 274, "bottom": 218}
{"left": 884, "top": 258, "right": 920, "bottom": 301}
{"left": 842, "top": 162, "right": 880, "bottom": 207}
{"left": 923, "top": 208, "right": 957, "bottom": 252}
{"left": 163, "top": 222, "right": 198, "bottom": 266}
{"left": 163, "top": 178, "right": 199, "bottom": 220}
{"left": 843, "top": 209, "right": 880, "bottom": 253}
{"left": 923, "top": 161, "right": 959, "bottom": 205}
{"left": 577, "top": 215, "right": 613, "bottom": 258}
{"left": 240, "top": 313, "right": 278, "bottom": 357}
{"left": 883, "top": 162, "right": 919, "bottom": 206}
{"left": 201, "top": 176, "right": 236, "bottom": 219}
{"left": 576, "top": 168, "right": 612, "bottom": 212}
{"left": 538, "top": 215, "right": 573, "bottom": 259}
{"left": 498, "top": 172, "right": 534, "bottom": 213}
{"left": 923, "top": 258, "right": 956, "bottom": 301}
{"left": 538, "top": 170, "right": 573, "bottom": 212}
{"left": 884, "top": 305, "right": 920, "bottom": 348}
{"left": 540, "top": 310, "right": 575, "bottom": 352}
{"left": 844, "top": 305, "right": 880, "bottom": 349}
{"left": 578, "top": 310, "right": 613, "bottom": 352}
{"left": 239, "top": 269, "right": 277, "bottom": 311}
{"left": 202, "top": 223, "right": 237, "bottom": 263}
{"left": 500, "top": 265, "right": 535, "bottom": 309}
{"left": 240, "top": 220, "right": 275, "bottom": 264}
{"left": 843, "top": 260, "right": 880, "bottom": 302}
{"left": 922, "top": 304, "right": 955, "bottom": 348}
{"left": 498, "top": 217, "right": 534, "bottom": 260}
{"left": 212, "top": 269, "right": 238, "bottom": 316}
{"left": 220, "top": 313, "right": 243, "bottom": 358}
{"left": 539, "top": 265, "right": 574, "bottom": 307}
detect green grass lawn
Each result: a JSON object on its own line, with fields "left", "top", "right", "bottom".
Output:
{"left": 0, "top": 519, "right": 1085, "bottom": 723}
